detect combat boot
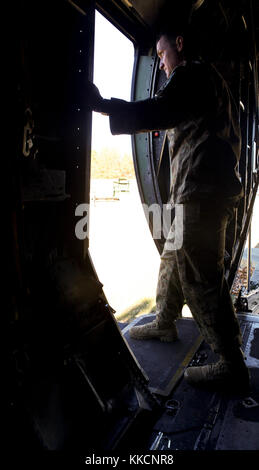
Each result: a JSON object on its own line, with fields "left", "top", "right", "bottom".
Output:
{"left": 129, "top": 317, "right": 178, "bottom": 342}
{"left": 184, "top": 347, "right": 250, "bottom": 392}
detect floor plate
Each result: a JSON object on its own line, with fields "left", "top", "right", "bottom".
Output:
{"left": 122, "top": 314, "right": 202, "bottom": 396}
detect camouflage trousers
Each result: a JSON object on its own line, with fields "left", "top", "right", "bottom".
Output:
{"left": 156, "top": 201, "right": 242, "bottom": 354}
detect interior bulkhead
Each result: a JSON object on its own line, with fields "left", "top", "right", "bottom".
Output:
{"left": 6, "top": 0, "right": 259, "bottom": 457}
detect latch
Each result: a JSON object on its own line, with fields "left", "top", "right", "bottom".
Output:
{"left": 22, "top": 108, "right": 35, "bottom": 158}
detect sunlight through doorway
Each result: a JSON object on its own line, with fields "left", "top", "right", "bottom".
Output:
{"left": 89, "top": 11, "right": 161, "bottom": 323}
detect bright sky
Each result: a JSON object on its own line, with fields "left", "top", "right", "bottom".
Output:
{"left": 92, "top": 11, "right": 135, "bottom": 154}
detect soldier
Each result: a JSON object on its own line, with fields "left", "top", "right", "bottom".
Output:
{"left": 86, "top": 28, "right": 250, "bottom": 391}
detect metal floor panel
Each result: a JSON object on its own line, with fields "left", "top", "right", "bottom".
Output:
{"left": 214, "top": 314, "right": 259, "bottom": 450}
{"left": 215, "top": 388, "right": 259, "bottom": 450}
{"left": 122, "top": 314, "right": 202, "bottom": 396}
{"left": 123, "top": 313, "right": 259, "bottom": 450}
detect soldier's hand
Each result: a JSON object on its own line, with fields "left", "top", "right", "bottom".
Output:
{"left": 85, "top": 81, "right": 103, "bottom": 112}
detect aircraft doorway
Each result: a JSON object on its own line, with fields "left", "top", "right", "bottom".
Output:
{"left": 89, "top": 12, "right": 161, "bottom": 322}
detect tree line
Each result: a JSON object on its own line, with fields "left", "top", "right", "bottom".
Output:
{"left": 91, "top": 148, "right": 135, "bottom": 179}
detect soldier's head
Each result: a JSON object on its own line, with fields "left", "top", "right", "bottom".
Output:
{"left": 156, "top": 30, "right": 185, "bottom": 78}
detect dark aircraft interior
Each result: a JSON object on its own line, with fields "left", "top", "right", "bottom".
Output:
{"left": 6, "top": 0, "right": 259, "bottom": 460}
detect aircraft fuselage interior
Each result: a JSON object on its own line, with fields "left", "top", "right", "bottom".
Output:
{"left": 7, "top": 0, "right": 259, "bottom": 458}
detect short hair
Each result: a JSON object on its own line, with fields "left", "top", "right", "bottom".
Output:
{"left": 155, "top": 28, "right": 183, "bottom": 47}
{"left": 155, "top": 23, "right": 198, "bottom": 60}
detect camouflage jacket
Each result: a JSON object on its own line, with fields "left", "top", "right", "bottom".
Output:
{"left": 108, "top": 60, "right": 243, "bottom": 205}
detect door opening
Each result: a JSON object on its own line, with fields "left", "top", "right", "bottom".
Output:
{"left": 89, "top": 11, "right": 161, "bottom": 323}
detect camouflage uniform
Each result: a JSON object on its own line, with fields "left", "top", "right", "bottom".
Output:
{"left": 108, "top": 60, "right": 243, "bottom": 354}
{"left": 156, "top": 201, "right": 241, "bottom": 353}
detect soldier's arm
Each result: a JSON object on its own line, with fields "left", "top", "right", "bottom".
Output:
{"left": 86, "top": 65, "right": 211, "bottom": 135}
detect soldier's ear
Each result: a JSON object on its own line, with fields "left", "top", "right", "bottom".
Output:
{"left": 175, "top": 36, "right": 184, "bottom": 52}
